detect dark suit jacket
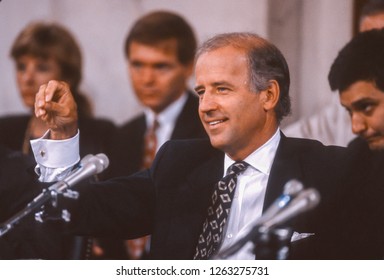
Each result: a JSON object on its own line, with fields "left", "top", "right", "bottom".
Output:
{"left": 341, "top": 137, "right": 384, "bottom": 259}
{"left": 0, "top": 146, "right": 67, "bottom": 259}
{"left": 107, "top": 91, "right": 207, "bottom": 177}
{"left": 72, "top": 133, "right": 366, "bottom": 259}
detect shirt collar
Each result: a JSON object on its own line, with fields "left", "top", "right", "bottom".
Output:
{"left": 224, "top": 128, "right": 281, "bottom": 176}
{"left": 144, "top": 92, "right": 188, "bottom": 128}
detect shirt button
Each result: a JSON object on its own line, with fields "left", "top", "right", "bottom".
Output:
{"left": 227, "top": 233, "right": 233, "bottom": 239}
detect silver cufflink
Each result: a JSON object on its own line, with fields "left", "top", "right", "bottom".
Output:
{"left": 40, "top": 150, "right": 46, "bottom": 157}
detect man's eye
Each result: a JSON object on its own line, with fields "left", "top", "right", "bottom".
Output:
{"left": 363, "top": 104, "right": 374, "bottom": 114}
{"left": 16, "top": 63, "right": 26, "bottom": 72}
{"left": 130, "top": 61, "right": 143, "bottom": 69}
{"left": 217, "top": 87, "right": 228, "bottom": 93}
{"left": 155, "top": 64, "right": 171, "bottom": 71}
{"left": 358, "top": 103, "right": 374, "bottom": 114}
{"left": 196, "top": 90, "right": 204, "bottom": 96}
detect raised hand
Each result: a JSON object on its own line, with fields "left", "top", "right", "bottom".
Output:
{"left": 35, "top": 80, "right": 78, "bottom": 140}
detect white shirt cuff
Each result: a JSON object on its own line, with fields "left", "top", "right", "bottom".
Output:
{"left": 31, "top": 130, "right": 80, "bottom": 168}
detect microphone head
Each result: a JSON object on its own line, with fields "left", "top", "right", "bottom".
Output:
{"left": 95, "top": 153, "right": 110, "bottom": 172}
{"left": 301, "top": 188, "right": 321, "bottom": 210}
{"left": 283, "top": 179, "right": 304, "bottom": 196}
{"left": 80, "top": 154, "right": 95, "bottom": 166}
{"left": 60, "top": 154, "right": 110, "bottom": 188}
{"left": 262, "top": 187, "right": 321, "bottom": 230}
{"left": 81, "top": 154, "right": 110, "bottom": 174}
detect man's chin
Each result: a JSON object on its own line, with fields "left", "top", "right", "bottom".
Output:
{"left": 208, "top": 137, "right": 225, "bottom": 151}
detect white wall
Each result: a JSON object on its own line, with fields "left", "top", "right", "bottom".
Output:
{"left": 0, "top": 0, "right": 352, "bottom": 126}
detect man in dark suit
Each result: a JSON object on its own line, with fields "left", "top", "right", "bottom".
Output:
{"left": 108, "top": 11, "right": 206, "bottom": 178}
{"left": 328, "top": 28, "right": 384, "bottom": 259}
{"left": 34, "top": 33, "right": 369, "bottom": 259}
{"left": 100, "top": 11, "right": 207, "bottom": 259}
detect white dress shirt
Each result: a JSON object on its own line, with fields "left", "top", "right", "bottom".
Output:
{"left": 144, "top": 92, "right": 188, "bottom": 152}
{"left": 31, "top": 130, "right": 80, "bottom": 182}
{"left": 217, "top": 129, "right": 281, "bottom": 260}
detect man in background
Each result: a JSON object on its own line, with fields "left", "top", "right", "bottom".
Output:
{"left": 98, "top": 10, "right": 207, "bottom": 260}
{"left": 328, "top": 28, "right": 384, "bottom": 258}
{"left": 284, "top": 0, "right": 384, "bottom": 147}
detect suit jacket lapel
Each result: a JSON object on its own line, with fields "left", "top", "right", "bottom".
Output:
{"left": 263, "top": 132, "right": 304, "bottom": 212}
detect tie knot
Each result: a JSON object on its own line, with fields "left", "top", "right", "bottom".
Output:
{"left": 226, "top": 161, "right": 248, "bottom": 176}
{"left": 151, "top": 119, "right": 160, "bottom": 131}
{"left": 146, "top": 119, "right": 159, "bottom": 136}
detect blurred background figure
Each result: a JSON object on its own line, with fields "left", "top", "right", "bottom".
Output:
{"left": 284, "top": 0, "right": 384, "bottom": 147}
{"left": 0, "top": 21, "right": 116, "bottom": 259}
{"left": 0, "top": 21, "right": 115, "bottom": 159}
{"left": 327, "top": 28, "right": 384, "bottom": 259}
{"left": 360, "top": 0, "right": 384, "bottom": 31}
{"left": 109, "top": 10, "right": 207, "bottom": 177}
{"left": 95, "top": 10, "right": 207, "bottom": 260}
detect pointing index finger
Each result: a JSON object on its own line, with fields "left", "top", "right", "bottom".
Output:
{"left": 35, "top": 84, "right": 47, "bottom": 118}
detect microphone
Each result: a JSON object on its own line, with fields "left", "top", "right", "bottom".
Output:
{"left": 28, "top": 153, "right": 108, "bottom": 207}
{"left": 78, "top": 153, "right": 95, "bottom": 166}
{"left": 49, "top": 153, "right": 109, "bottom": 193}
{"left": 213, "top": 181, "right": 320, "bottom": 259}
{"left": 0, "top": 154, "right": 109, "bottom": 236}
{"left": 257, "top": 179, "right": 304, "bottom": 225}
{"left": 283, "top": 179, "right": 305, "bottom": 196}
{"left": 260, "top": 188, "right": 320, "bottom": 230}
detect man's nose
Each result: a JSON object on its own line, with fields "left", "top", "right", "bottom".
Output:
{"left": 141, "top": 68, "right": 156, "bottom": 84}
{"left": 198, "top": 92, "right": 218, "bottom": 113}
{"left": 351, "top": 113, "right": 367, "bottom": 135}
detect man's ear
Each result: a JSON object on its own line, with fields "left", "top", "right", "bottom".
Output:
{"left": 261, "top": 80, "right": 280, "bottom": 111}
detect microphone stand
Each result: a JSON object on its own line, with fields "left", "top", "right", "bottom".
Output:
{"left": 0, "top": 153, "right": 109, "bottom": 238}
{"left": 253, "top": 226, "right": 293, "bottom": 260}
{"left": 212, "top": 224, "right": 293, "bottom": 260}
{"left": 0, "top": 175, "right": 79, "bottom": 237}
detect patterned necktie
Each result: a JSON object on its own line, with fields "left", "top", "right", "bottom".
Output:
{"left": 142, "top": 119, "right": 159, "bottom": 169}
{"left": 126, "top": 119, "right": 159, "bottom": 259}
{"left": 194, "top": 161, "right": 249, "bottom": 259}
